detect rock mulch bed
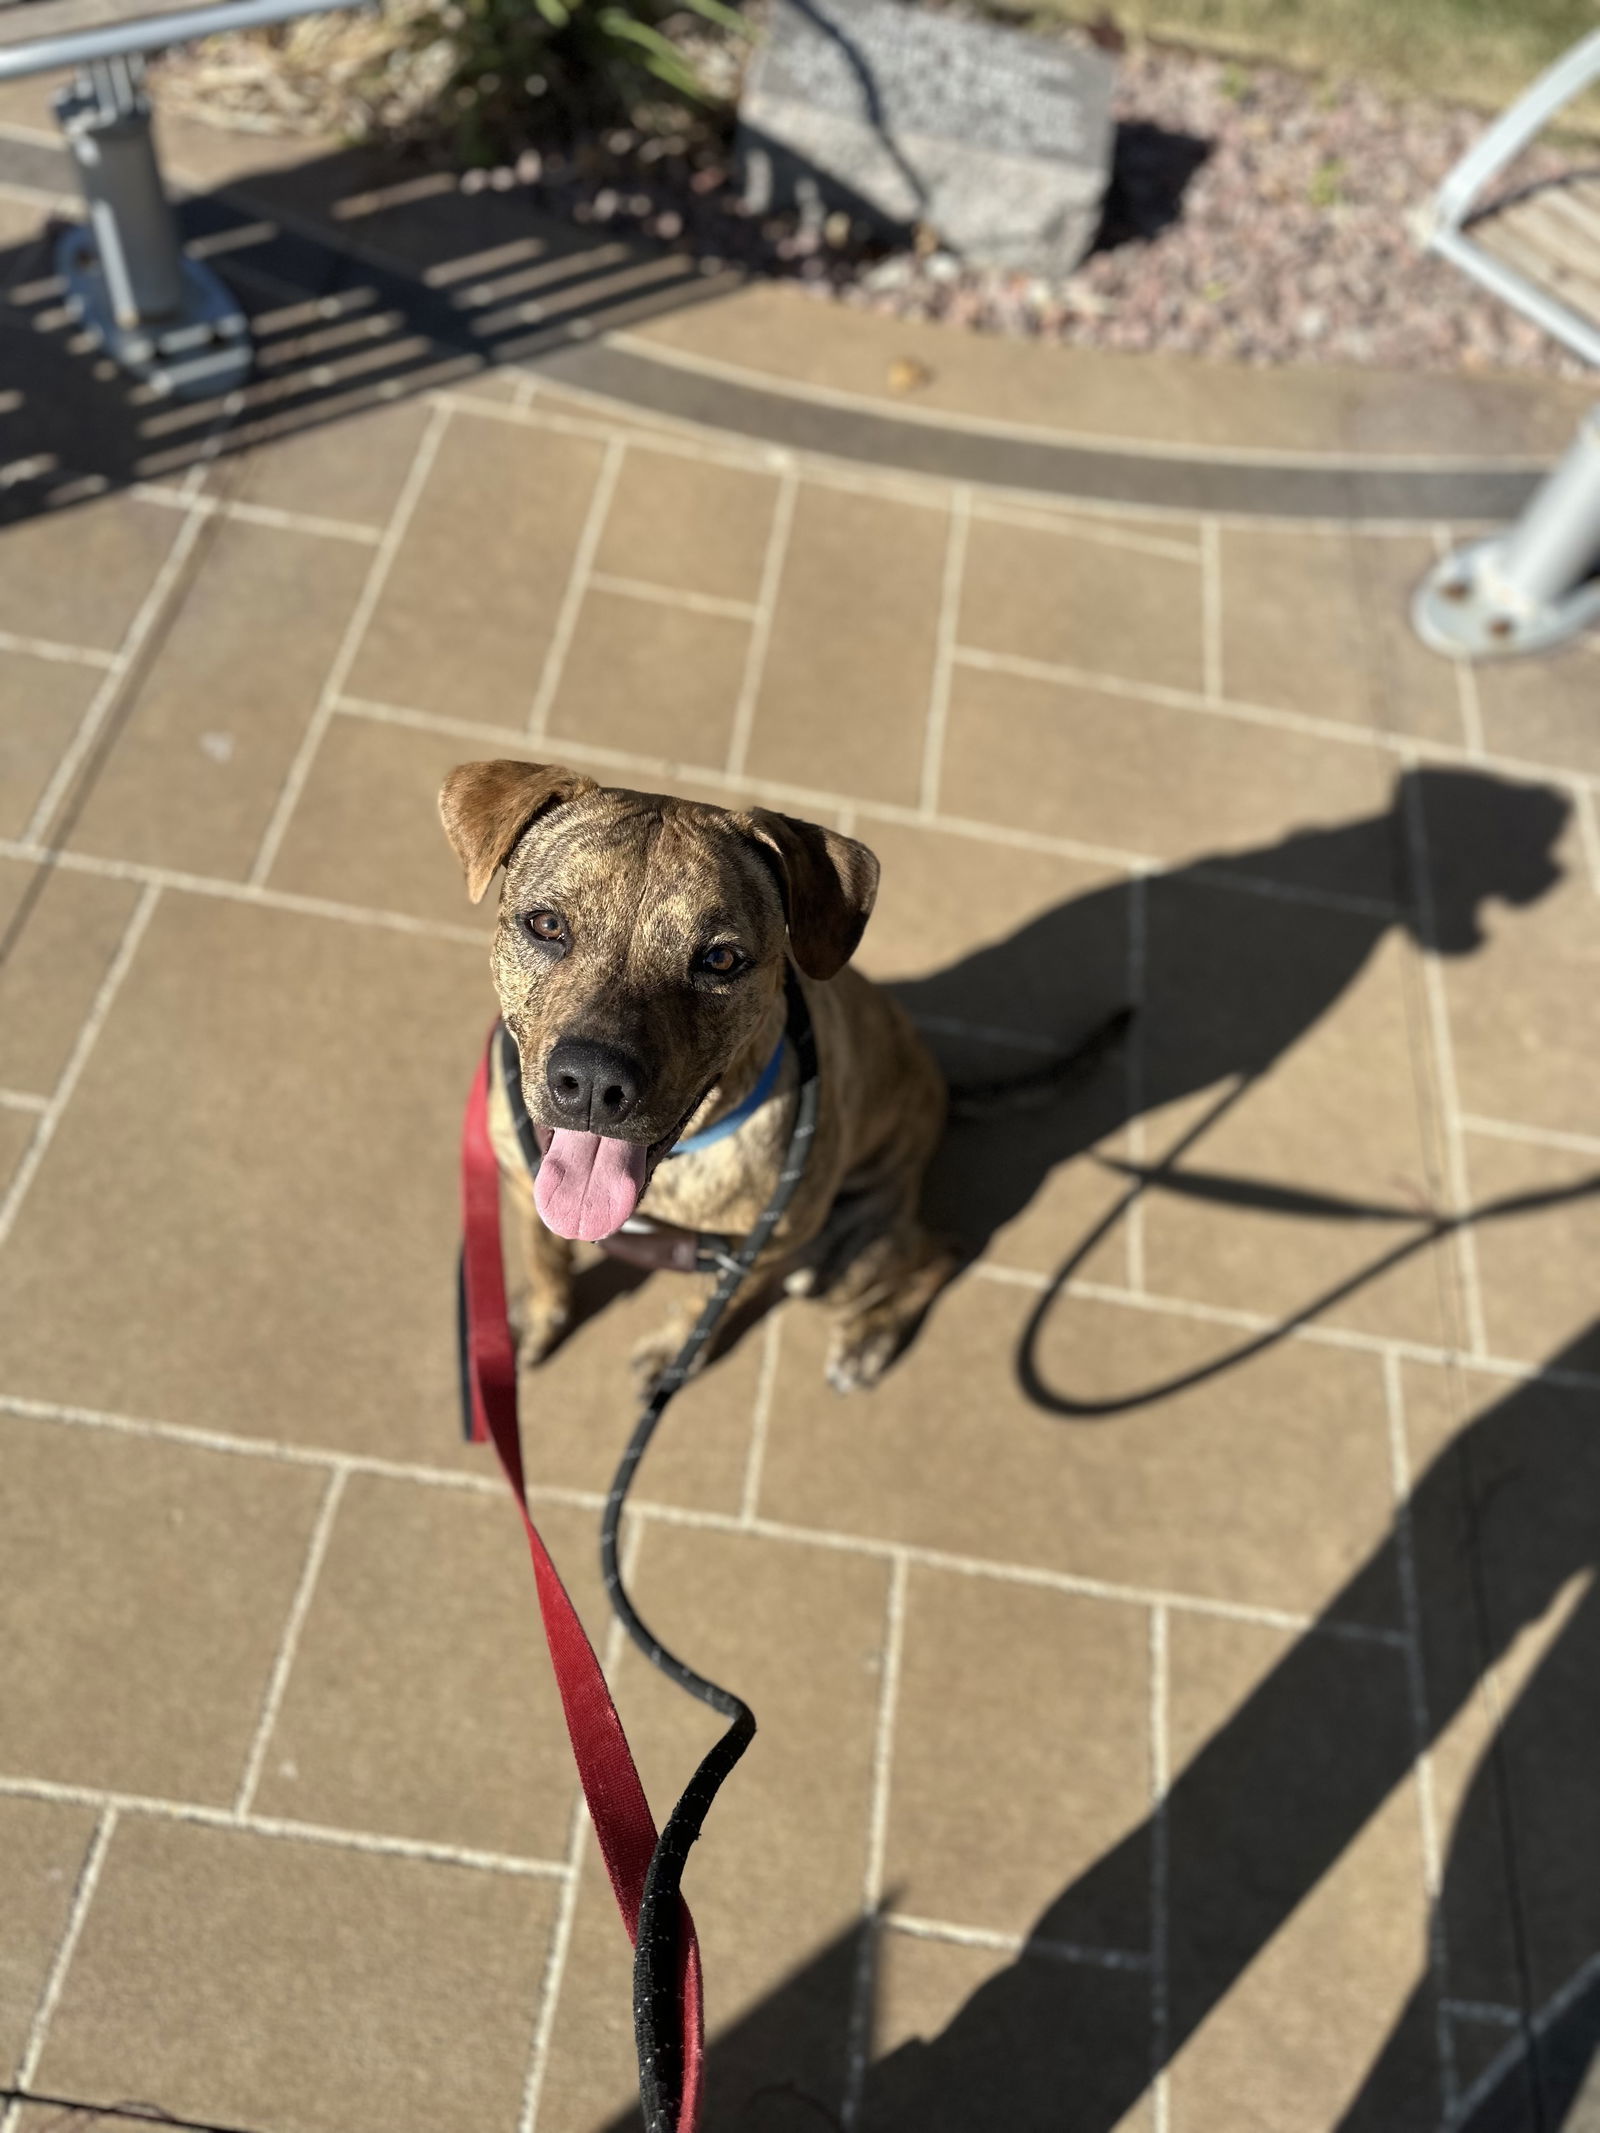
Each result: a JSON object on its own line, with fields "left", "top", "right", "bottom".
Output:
{"left": 159, "top": 23, "right": 1591, "bottom": 378}
{"left": 840, "top": 42, "right": 1589, "bottom": 379}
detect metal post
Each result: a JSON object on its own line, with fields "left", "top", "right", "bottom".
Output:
{"left": 1414, "top": 406, "right": 1600, "bottom": 658}
{"left": 57, "top": 58, "right": 187, "bottom": 325}
{"left": 51, "top": 53, "right": 251, "bottom": 399}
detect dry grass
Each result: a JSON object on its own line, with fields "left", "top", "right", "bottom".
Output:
{"left": 1031, "top": 0, "right": 1600, "bottom": 129}
{"left": 156, "top": 0, "right": 1600, "bottom": 151}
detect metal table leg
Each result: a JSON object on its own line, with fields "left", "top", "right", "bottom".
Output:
{"left": 1414, "top": 407, "right": 1600, "bottom": 658}
{"left": 54, "top": 53, "right": 251, "bottom": 399}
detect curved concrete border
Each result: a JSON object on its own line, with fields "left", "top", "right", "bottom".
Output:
{"left": 535, "top": 336, "right": 1544, "bottom": 523}
{"left": 603, "top": 331, "right": 1559, "bottom": 473}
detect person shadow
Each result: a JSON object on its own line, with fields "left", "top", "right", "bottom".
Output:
{"left": 854, "top": 1317, "right": 1600, "bottom": 2133}
{"left": 597, "top": 762, "right": 1600, "bottom": 2131}
{"left": 599, "top": 1309, "right": 1600, "bottom": 2131}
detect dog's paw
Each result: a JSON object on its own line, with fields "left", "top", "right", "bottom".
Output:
{"left": 824, "top": 1249, "right": 958, "bottom": 1394}
{"left": 825, "top": 1320, "right": 904, "bottom": 1395}
{"left": 516, "top": 1298, "right": 571, "bottom": 1370}
{"left": 630, "top": 1326, "right": 691, "bottom": 1403}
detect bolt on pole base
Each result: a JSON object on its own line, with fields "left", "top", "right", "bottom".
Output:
{"left": 56, "top": 223, "right": 251, "bottom": 400}
{"left": 1413, "top": 534, "right": 1600, "bottom": 660}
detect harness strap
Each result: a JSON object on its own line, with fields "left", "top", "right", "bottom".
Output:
{"left": 458, "top": 1036, "right": 706, "bottom": 2127}
{"left": 669, "top": 1031, "right": 787, "bottom": 1157}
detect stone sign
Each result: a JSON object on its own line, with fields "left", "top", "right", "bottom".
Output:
{"left": 738, "top": 0, "right": 1117, "bottom": 275}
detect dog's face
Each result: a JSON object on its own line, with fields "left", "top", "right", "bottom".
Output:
{"left": 440, "top": 760, "right": 878, "bottom": 1240}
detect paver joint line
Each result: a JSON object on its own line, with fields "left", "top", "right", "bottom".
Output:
{"left": 527, "top": 434, "right": 626, "bottom": 740}
{"left": 326, "top": 670, "right": 1600, "bottom": 848}
{"left": 1397, "top": 758, "right": 1490, "bottom": 1362}
{"left": 1383, "top": 1353, "right": 1459, "bottom": 2118}
{"left": 0, "top": 836, "right": 489, "bottom": 950}
{"left": 0, "top": 1383, "right": 1428, "bottom": 1749}
{"left": 0, "top": 884, "right": 160, "bottom": 1255}
{"left": 1576, "top": 782, "right": 1600, "bottom": 896}
{"left": 246, "top": 399, "right": 454, "bottom": 890}
{"left": 1148, "top": 1603, "right": 1171, "bottom": 2132}
{"left": 232, "top": 1466, "right": 349, "bottom": 1818}
{"left": 843, "top": 1553, "right": 909, "bottom": 2130}
{"left": 0, "top": 629, "right": 117, "bottom": 671}
{"left": 726, "top": 466, "right": 798, "bottom": 780}
{"left": 882, "top": 1911, "right": 1153, "bottom": 1971}
{"left": 20, "top": 496, "right": 213, "bottom": 852}
{"left": 127, "top": 480, "right": 387, "bottom": 547}
{"left": 738, "top": 1312, "right": 784, "bottom": 1528}
{"left": 0, "top": 1805, "right": 117, "bottom": 2133}
{"left": 918, "top": 485, "right": 971, "bottom": 819}
{"left": 0, "top": 1773, "right": 575, "bottom": 1881}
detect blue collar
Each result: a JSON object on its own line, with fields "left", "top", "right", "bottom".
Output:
{"left": 670, "top": 1033, "right": 787, "bottom": 1157}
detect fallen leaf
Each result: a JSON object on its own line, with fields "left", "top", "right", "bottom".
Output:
{"left": 887, "top": 356, "right": 933, "bottom": 394}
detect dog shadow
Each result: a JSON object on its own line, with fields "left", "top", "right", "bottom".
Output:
{"left": 893, "top": 762, "right": 1594, "bottom": 1394}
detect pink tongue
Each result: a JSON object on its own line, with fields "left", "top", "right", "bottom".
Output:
{"left": 535, "top": 1129, "right": 648, "bottom": 1242}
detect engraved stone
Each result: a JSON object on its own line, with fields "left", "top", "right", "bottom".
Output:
{"left": 738, "top": 0, "right": 1117, "bottom": 273}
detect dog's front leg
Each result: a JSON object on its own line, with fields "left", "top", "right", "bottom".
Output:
{"left": 825, "top": 1226, "right": 959, "bottom": 1393}
{"left": 629, "top": 1267, "right": 790, "bottom": 1402}
{"left": 630, "top": 1278, "right": 717, "bottom": 1402}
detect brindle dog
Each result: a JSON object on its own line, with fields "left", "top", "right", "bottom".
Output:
{"left": 440, "top": 759, "right": 956, "bottom": 1394}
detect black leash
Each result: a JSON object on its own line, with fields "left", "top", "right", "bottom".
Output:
{"left": 602, "top": 967, "right": 819, "bottom": 2133}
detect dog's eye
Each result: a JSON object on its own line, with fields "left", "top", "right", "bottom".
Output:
{"left": 523, "top": 909, "right": 567, "bottom": 948}
{"left": 698, "top": 944, "right": 746, "bottom": 978}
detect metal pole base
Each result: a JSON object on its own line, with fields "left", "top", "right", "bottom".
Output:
{"left": 1413, "top": 533, "right": 1600, "bottom": 660}
{"left": 55, "top": 222, "right": 251, "bottom": 399}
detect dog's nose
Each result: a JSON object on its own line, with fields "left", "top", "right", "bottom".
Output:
{"left": 545, "top": 1038, "right": 646, "bottom": 1130}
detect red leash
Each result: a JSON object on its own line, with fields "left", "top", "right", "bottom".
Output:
{"left": 459, "top": 1033, "right": 705, "bottom": 2130}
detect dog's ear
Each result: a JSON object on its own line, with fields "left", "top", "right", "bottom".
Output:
{"left": 738, "top": 810, "right": 880, "bottom": 980}
{"left": 438, "top": 760, "right": 597, "bottom": 904}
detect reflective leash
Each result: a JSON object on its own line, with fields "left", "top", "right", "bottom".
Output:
{"left": 457, "top": 970, "right": 819, "bottom": 2133}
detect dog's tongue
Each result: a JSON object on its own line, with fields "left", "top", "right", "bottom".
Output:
{"left": 535, "top": 1130, "right": 648, "bottom": 1242}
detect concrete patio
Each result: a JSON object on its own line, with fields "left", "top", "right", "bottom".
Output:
{"left": 2, "top": 86, "right": 1599, "bottom": 2133}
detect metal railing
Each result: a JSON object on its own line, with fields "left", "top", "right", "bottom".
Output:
{"left": 2, "top": 0, "right": 370, "bottom": 396}
{"left": 1412, "top": 30, "right": 1600, "bottom": 659}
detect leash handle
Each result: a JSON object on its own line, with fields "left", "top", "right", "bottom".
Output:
{"left": 459, "top": 1031, "right": 706, "bottom": 2131}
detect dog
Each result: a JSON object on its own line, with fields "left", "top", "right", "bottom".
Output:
{"left": 440, "top": 759, "right": 958, "bottom": 1394}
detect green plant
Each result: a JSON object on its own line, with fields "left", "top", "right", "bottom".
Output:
{"left": 1307, "top": 155, "right": 1344, "bottom": 208}
{"left": 431, "top": 0, "right": 749, "bottom": 161}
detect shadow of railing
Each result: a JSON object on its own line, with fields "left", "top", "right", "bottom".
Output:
{"left": 0, "top": 137, "right": 739, "bottom": 525}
